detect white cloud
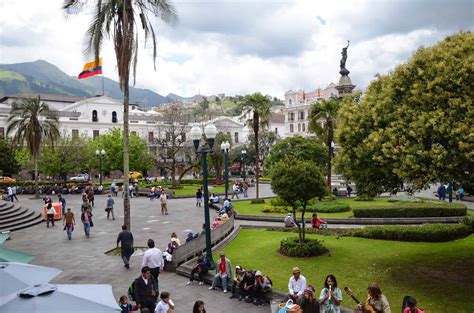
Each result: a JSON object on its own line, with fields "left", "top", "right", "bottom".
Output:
{"left": 0, "top": 0, "right": 472, "bottom": 100}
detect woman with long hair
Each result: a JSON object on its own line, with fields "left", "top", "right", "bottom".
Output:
{"left": 357, "top": 283, "right": 391, "bottom": 313}
{"left": 319, "top": 274, "right": 342, "bottom": 313}
{"left": 192, "top": 300, "right": 206, "bottom": 313}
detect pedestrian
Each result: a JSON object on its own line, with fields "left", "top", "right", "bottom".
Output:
{"left": 117, "top": 224, "right": 134, "bottom": 269}
{"left": 62, "top": 208, "right": 76, "bottom": 240}
{"left": 346, "top": 185, "right": 353, "bottom": 197}
{"left": 155, "top": 291, "right": 174, "bottom": 313}
{"left": 11, "top": 185, "right": 19, "bottom": 202}
{"left": 58, "top": 194, "right": 66, "bottom": 215}
{"left": 106, "top": 194, "right": 115, "bottom": 220}
{"left": 242, "top": 182, "right": 248, "bottom": 198}
{"left": 7, "top": 187, "right": 13, "bottom": 202}
{"left": 46, "top": 199, "right": 55, "bottom": 228}
{"left": 160, "top": 191, "right": 168, "bottom": 215}
{"left": 196, "top": 188, "right": 203, "bottom": 207}
{"left": 142, "top": 239, "right": 164, "bottom": 294}
{"left": 192, "top": 300, "right": 206, "bottom": 313}
{"left": 231, "top": 182, "right": 240, "bottom": 199}
{"left": 81, "top": 200, "right": 92, "bottom": 213}
{"left": 437, "top": 183, "right": 446, "bottom": 201}
{"left": 132, "top": 266, "right": 158, "bottom": 312}
{"left": 80, "top": 207, "right": 93, "bottom": 238}
{"left": 87, "top": 188, "right": 95, "bottom": 207}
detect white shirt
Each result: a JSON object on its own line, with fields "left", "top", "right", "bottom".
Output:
{"left": 160, "top": 194, "right": 167, "bottom": 203}
{"left": 142, "top": 247, "right": 164, "bottom": 269}
{"left": 154, "top": 301, "right": 170, "bottom": 313}
{"left": 288, "top": 275, "right": 307, "bottom": 296}
{"left": 7, "top": 187, "right": 12, "bottom": 196}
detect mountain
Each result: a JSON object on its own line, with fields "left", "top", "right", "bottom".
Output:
{"left": 0, "top": 60, "right": 168, "bottom": 106}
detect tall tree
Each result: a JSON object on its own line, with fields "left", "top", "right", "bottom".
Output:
{"left": 7, "top": 96, "right": 59, "bottom": 197}
{"left": 240, "top": 93, "right": 272, "bottom": 198}
{"left": 309, "top": 97, "right": 341, "bottom": 193}
{"left": 64, "top": 0, "right": 177, "bottom": 229}
{"left": 208, "top": 132, "right": 232, "bottom": 181}
{"left": 0, "top": 138, "right": 20, "bottom": 176}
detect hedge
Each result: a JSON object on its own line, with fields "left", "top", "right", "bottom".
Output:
{"left": 352, "top": 224, "right": 471, "bottom": 242}
{"left": 352, "top": 202, "right": 467, "bottom": 218}
{"left": 279, "top": 237, "right": 328, "bottom": 257}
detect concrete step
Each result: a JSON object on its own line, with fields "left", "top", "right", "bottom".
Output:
{"left": 0, "top": 202, "right": 14, "bottom": 212}
{"left": 0, "top": 206, "right": 23, "bottom": 217}
{"left": 0, "top": 213, "right": 43, "bottom": 233}
{"left": 0, "top": 209, "right": 35, "bottom": 226}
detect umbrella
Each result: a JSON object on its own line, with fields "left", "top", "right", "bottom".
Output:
{"left": 0, "top": 284, "right": 120, "bottom": 313}
{"left": 0, "top": 262, "right": 61, "bottom": 297}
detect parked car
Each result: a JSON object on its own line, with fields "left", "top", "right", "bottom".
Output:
{"left": 69, "top": 174, "right": 90, "bottom": 182}
{"left": 128, "top": 171, "right": 143, "bottom": 179}
{"left": 0, "top": 176, "right": 16, "bottom": 183}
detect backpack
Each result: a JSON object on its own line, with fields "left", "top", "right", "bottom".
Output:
{"left": 128, "top": 279, "right": 137, "bottom": 302}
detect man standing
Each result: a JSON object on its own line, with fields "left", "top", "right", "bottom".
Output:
{"left": 160, "top": 191, "right": 168, "bottom": 215}
{"left": 142, "top": 239, "right": 164, "bottom": 294}
{"left": 62, "top": 208, "right": 75, "bottom": 240}
{"left": 11, "top": 186, "right": 19, "bottom": 202}
{"left": 285, "top": 267, "right": 307, "bottom": 305}
{"left": 133, "top": 266, "right": 158, "bottom": 312}
{"left": 106, "top": 194, "right": 115, "bottom": 220}
{"left": 58, "top": 194, "right": 66, "bottom": 215}
{"left": 117, "top": 225, "right": 134, "bottom": 269}
{"left": 7, "top": 187, "right": 13, "bottom": 202}
{"left": 231, "top": 182, "right": 240, "bottom": 199}
{"left": 209, "top": 252, "right": 232, "bottom": 293}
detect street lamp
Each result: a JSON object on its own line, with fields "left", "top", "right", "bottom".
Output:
{"left": 190, "top": 123, "right": 218, "bottom": 268}
{"left": 95, "top": 149, "right": 106, "bottom": 186}
{"left": 220, "top": 141, "right": 231, "bottom": 199}
{"left": 241, "top": 149, "right": 247, "bottom": 181}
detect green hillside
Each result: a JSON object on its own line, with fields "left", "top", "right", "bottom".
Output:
{"left": 0, "top": 70, "right": 26, "bottom": 81}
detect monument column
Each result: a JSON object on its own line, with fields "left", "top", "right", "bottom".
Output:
{"left": 336, "top": 40, "right": 356, "bottom": 97}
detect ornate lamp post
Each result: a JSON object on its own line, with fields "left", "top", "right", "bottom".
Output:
{"left": 241, "top": 149, "right": 247, "bottom": 181}
{"left": 95, "top": 149, "right": 106, "bottom": 186}
{"left": 221, "top": 141, "right": 231, "bottom": 199}
{"left": 190, "top": 123, "right": 218, "bottom": 268}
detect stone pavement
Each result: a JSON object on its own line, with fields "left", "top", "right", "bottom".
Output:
{"left": 3, "top": 184, "right": 274, "bottom": 313}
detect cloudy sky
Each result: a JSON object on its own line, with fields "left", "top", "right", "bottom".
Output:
{"left": 0, "top": 0, "right": 472, "bottom": 98}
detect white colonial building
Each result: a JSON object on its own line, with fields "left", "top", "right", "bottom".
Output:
{"left": 283, "top": 83, "right": 338, "bottom": 136}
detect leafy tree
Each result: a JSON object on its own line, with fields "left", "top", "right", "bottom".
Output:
{"left": 39, "top": 135, "right": 89, "bottom": 181}
{"left": 84, "top": 128, "right": 153, "bottom": 175}
{"left": 271, "top": 160, "right": 325, "bottom": 242}
{"left": 309, "top": 97, "right": 341, "bottom": 191}
{"left": 265, "top": 135, "right": 327, "bottom": 176}
{"left": 208, "top": 132, "right": 232, "bottom": 181}
{"left": 64, "top": 0, "right": 178, "bottom": 229}
{"left": 247, "top": 130, "right": 278, "bottom": 173}
{"left": 240, "top": 93, "right": 272, "bottom": 198}
{"left": 7, "top": 96, "right": 59, "bottom": 197}
{"left": 336, "top": 32, "right": 474, "bottom": 195}
{"left": 0, "top": 138, "right": 20, "bottom": 176}
{"left": 154, "top": 108, "right": 198, "bottom": 187}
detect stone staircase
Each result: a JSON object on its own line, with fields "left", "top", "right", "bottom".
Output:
{"left": 0, "top": 201, "right": 43, "bottom": 233}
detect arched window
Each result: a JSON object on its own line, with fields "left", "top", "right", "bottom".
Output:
{"left": 290, "top": 124, "right": 294, "bottom": 133}
{"left": 92, "top": 110, "right": 98, "bottom": 122}
{"left": 289, "top": 99, "right": 292, "bottom": 105}
{"left": 112, "top": 111, "right": 117, "bottom": 123}
{"left": 302, "top": 123, "right": 306, "bottom": 132}
{"left": 298, "top": 123, "right": 301, "bottom": 132}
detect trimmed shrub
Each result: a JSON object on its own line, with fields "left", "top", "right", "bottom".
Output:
{"left": 307, "top": 202, "right": 351, "bottom": 213}
{"left": 353, "top": 202, "right": 467, "bottom": 218}
{"left": 354, "top": 195, "right": 375, "bottom": 201}
{"left": 270, "top": 197, "right": 289, "bottom": 207}
{"left": 279, "top": 237, "right": 328, "bottom": 257}
{"left": 352, "top": 224, "right": 471, "bottom": 242}
{"left": 261, "top": 206, "right": 290, "bottom": 213}
{"left": 461, "top": 216, "right": 474, "bottom": 232}
{"left": 250, "top": 199, "right": 265, "bottom": 204}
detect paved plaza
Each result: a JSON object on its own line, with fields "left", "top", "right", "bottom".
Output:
{"left": 3, "top": 185, "right": 275, "bottom": 313}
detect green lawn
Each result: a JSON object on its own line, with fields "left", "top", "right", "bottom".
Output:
{"left": 232, "top": 198, "right": 393, "bottom": 218}
{"left": 171, "top": 184, "right": 225, "bottom": 196}
{"left": 215, "top": 229, "right": 474, "bottom": 313}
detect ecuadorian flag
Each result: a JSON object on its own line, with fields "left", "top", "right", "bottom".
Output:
{"left": 78, "top": 58, "right": 103, "bottom": 79}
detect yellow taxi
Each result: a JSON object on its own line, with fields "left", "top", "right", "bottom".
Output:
{"left": 0, "top": 176, "right": 16, "bottom": 183}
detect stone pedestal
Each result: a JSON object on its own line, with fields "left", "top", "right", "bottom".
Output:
{"left": 336, "top": 68, "right": 355, "bottom": 97}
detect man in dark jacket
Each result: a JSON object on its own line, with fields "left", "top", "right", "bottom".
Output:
{"left": 133, "top": 266, "right": 158, "bottom": 312}
{"left": 117, "top": 224, "right": 134, "bottom": 269}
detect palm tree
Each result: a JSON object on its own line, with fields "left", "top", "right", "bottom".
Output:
{"left": 63, "top": 0, "right": 177, "bottom": 229}
{"left": 7, "top": 96, "right": 60, "bottom": 198}
{"left": 240, "top": 93, "right": 272, "bottom": 199}
{"left": 309, "top": 98, "right": 341, "bottom": 195}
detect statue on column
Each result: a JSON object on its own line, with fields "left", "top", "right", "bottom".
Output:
{"left": 340, "top": 40, "right": 350, "bottom": 70}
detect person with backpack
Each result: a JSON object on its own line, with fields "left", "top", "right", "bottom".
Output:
{"left": 132, "top": 266, "right": 158, "bottom": 312}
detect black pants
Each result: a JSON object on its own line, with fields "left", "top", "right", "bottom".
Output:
{"left": 46, "top": 214, "right": 55, "bottom": 227}
{"left": 190, "top": 267, "right": 205, "bottom": 282}
{"left": 231, "top": 280, "right": 241, "bottom": 296}
{"left": 150, "top": 267, "right": 160, "bottom": 293}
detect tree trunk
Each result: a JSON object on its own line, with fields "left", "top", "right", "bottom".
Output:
{"left": 292, "top": 206, "right": 302, "bottom": 243}
{"left": 254, "top": 119, "right": 260, "bottom": 199}
{"left": 123, "top": 84, "right": 131, "bottom": 230}
{"left": 34, "top": 154, "right": 39, "bottom": 199}
{"left": 171, "top": 159, "right": 177, "bottom": 188}
{"left": 327, "top": 121, "right": 333, "bottom": 201}
{"left": 301, "top": 202, "right": 307, "bottom": 241}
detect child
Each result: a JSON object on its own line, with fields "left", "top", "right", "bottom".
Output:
{"left": 155, "top": 291, "right": 175, "bottom": 313}
{"left": 119, "top": 295, "right": 137, "bottom": 313}
{"left": 403, "top": 297, "right": 424, "bottom": 313}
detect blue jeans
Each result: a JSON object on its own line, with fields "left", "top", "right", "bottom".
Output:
{"left": 243, "top": 190, "right": 248, "bottom": 198}
{"left": 83, "top": 223, "right": 90, "bottom": 237}
{"left": 66, "top": 224, "right": 73, "bottom": 239}
{"left": 211, "top": 274, "right": 228, "bottom": 291}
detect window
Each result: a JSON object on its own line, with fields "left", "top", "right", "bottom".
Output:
{"left": 0, "top": 127, "right": 4, "bottom": 138}
{"left": 234, "top": 132, "right": 239, "bottom": 143}
{"left": 226, "top": 131, "right": 231, "bottom": 138}
{"left": 299, "top": 111, "right": 305, "bottom": 120}
{"left": 148, "top": 132, "right": 154, "bottom": 143}
{"left": 72, "top": 129, "right": 79, "bottom": 138}
{"left": 298, "top": 123, "right": 301, "bottom": 132}
{"left": 92, "top": 110, "right": 98, "bottom": 122}
{"left": 112, "top": 111, "right": 117, "bottom": 123}
{"left": 290, "top": 124, "right": 294, "bottom": 133}
{"left": 93, "top": 130, "right": 99, "bottom": 139}
{"left": 181, "top": 132, "right": 186, "bottom": 142}
{"left": 289, "top": 112, "right": 295, "bottom": 121}
{"left": 289, "top": 99, "right": 292, "bottom": 105}
{"left": 275, "top": 127, "right": 278, "bottom": 135}
{"left": 302, "top": 123, "right": 306, "bottom": 132}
